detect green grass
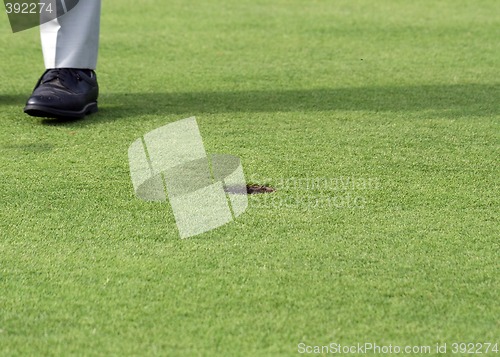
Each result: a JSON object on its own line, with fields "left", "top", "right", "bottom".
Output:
{"left": 1, "top": 0, "right": 499, "bottom": 355}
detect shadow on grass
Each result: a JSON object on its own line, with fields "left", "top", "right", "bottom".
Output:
{"left": 99, "top": 83, "right": 499, "bottom": 121}
{"left": 0, "top": 95, "right": 25, "bottom": 106}
{"left": 1, "top": 83, "right": 498, "bottom": 126}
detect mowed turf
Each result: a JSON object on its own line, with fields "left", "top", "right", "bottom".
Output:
{"left": 0, "top": 0, "right": 499, "bottom": 355}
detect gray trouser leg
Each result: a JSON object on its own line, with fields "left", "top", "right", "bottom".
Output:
{"left": 40, "top": 0, "right": 101, "bottom": 69}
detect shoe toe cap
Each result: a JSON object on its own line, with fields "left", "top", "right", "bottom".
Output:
{"left": 26, "top": 94, "right": 60, "bottom": 106}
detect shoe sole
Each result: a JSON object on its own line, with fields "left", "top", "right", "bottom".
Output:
{"left": 24, "top": 102, "right": 98, "bottom": 119}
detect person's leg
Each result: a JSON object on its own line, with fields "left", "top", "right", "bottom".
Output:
{"left": 24, "top": 1, "right": 102, "bottom": 119}
{"left": 41, "top": 1, "right": 101, "bottom": 69}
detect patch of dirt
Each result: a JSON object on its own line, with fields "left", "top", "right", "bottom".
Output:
{"left": 246, "top": 184, "right": 276, "bottom": 194}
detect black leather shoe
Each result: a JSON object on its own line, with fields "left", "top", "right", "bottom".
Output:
{"left": 24, "top": 68, "right": 99, "bottom": 119}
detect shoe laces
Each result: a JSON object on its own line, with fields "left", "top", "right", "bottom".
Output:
{"left": 41, "top": 68, "right": 91, "bottom": 85}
